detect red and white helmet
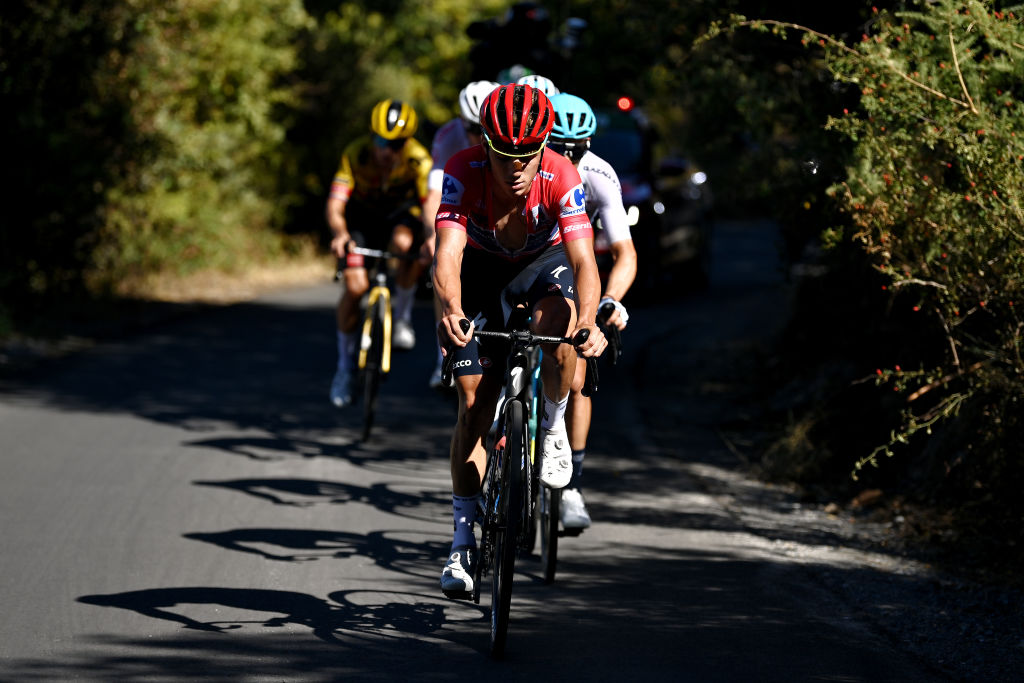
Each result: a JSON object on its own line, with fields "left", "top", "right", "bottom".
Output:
{"left": 478, "top": 83, "right": 554, "bottom": 157}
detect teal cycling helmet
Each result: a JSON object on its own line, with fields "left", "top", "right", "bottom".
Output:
{"left": 549, "top": 93, "right": 597, "bottom": 140}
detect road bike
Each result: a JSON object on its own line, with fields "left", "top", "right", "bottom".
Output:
{"left": 442, "top": 316, "right": 597, "bottom": 658}
{"left": 337, "top": 247, "right": 416, "bottom": 442}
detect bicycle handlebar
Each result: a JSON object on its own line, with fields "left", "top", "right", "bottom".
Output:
{"left": 334, "top": 246, "right": 421, "bottom": 281}
{"left": 441, "top": 319, "right": 599, "bottom": 397}
{"left": 347, "top": 246, "right": 420, "bottom": 261}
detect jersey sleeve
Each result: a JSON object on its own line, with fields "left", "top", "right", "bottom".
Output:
{"left": 553, "top": 160, "right": 594, "bottom": 243}
{"left": 329, "top": 142, "right": 360, "bottom": 202}
{"left": 586, "top": 165, "right": 632, "bottom": 243}
{"left": 406, "top": 139, "right": 432, "bottom": 202}
{"left": 434, "top": 151, "right": 473, "bottom": 232}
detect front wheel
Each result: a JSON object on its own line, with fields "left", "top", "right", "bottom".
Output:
{"left": 361, "top": 301, "right": 385, "bottom": 442}
{"left": 490, "top": 399, "right": 525, "bottom": 659}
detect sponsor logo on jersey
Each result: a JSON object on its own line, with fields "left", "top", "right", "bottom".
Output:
{"left": 548, "top": 283, "right": 562, "bottom": 292}
{"left": 435, "top": 210, "right": 464, "bottom": 225}
{"left": 562, "top": 221, "right": 592, "bottom": 235}
{"left": 453, "top": 359, "right": 472, "bottom": 368}
{"left": 550, "top": 265, "right": 568, "bottom": 279}
{"left": 538, "top": 169, "right": 554, "bottom": 181}
{"left": 479, "top": 357, "right": 492, "bottom": 368}
{"left": 440, "top": 174, "right": 465, "bottom": 205}
{"left": 581, "top": 163, "right": 620, "bottom": 188}
{"left": 560, "top": 184, "right": 587, "bottom": 217}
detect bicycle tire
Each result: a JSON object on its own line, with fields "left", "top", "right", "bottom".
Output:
{"left": 525, "top": 364, "right": 543, "bottom": 553}
{"left": 540, "top": 485, "right": 560, "bottom": 584}
{"left": 490, "top": 399, "right": 524, "bottom": 659}
{"left": 361, "top": 300, "right": 385, "bottom": 442}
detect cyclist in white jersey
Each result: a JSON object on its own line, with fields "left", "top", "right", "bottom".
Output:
{"left": 422, "top": 80, "right": 499, "bottom": 388}
{"left": 547, "top": 93, "right": 637, "bottom": 530}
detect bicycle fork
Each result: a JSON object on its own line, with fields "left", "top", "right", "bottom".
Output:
{"left": 358, "top": 283, "right": 392, "bottom": 372}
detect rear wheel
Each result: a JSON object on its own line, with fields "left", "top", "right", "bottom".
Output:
{"left": 490, "top": 399, "right": 524, "bottom": 659}
{"left": 361, "top": 301, "right": 385, "bottom": 442}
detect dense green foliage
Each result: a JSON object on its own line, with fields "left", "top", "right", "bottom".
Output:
{"left": 820, "top": 2, "right": 1024, "bottom": 483}
{"left": 697, "top": 0, "right": 1024, "bottom": 560}
{"left": 0, "top": 0, "right": 504, "bottom": 330}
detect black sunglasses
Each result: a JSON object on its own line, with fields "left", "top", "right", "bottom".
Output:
{"left": 548, "top": 138, "right": 589, "bottom": 163}
{"left": 373, "top": 135, "right": 406, "bottom": 151}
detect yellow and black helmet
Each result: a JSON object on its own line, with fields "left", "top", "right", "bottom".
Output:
{"left": 370, "top": 99, "right": 419, "bottom": 140}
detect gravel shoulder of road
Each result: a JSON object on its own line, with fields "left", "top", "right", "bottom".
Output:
{"left": 637, "top": 294, "right": 1024, "bottom": 683}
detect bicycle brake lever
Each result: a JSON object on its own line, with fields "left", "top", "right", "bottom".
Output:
{"left": 581, "top": 357, "right": 599, "bottom": 397}
{"left": 440, "top": 319, "right": 473, "bottom": 386}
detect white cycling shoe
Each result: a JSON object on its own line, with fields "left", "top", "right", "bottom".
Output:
{"left": 540, "top": 421, "right": 572, "bottom": 489}
{"left": 392, "top": 319, "right": 415, "bottom": 350}
{"left": 560, "top": 488, "right": 592, "bottom": 529}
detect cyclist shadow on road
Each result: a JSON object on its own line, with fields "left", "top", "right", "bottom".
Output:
{"left": 193, "top": 477, "right": 449, "bottom": 523}
{"left": 184, "top": 424, "right": 452, "bottom": 475}
{"left": 77, "top": 586, "right": 484, "bottom": 646}
{"left": 182, "top": 528, "right": 449, "bottom": 579}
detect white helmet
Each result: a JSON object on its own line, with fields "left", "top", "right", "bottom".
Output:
{"left": 516, "top": 74, "right": 559, "bottom": 96}
{"left": 459, "top": 80, "right": 500, "bottom": 124}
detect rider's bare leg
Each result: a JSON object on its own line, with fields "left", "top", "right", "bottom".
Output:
{"left": 531, "top": 295, "right": 577, "bottom": 407}
{"left": 451, "top": 373, "right": 503, "bottom": 496}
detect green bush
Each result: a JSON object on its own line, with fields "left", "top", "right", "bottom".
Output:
{"left": 0, "top": 0, "right": 511, "bottom": 325}
{"left": 702, "top": 1, "right": 1024, "bottom": 554}
{"left": 91, "top": 0, "right": 314, "bottom": 288}
{"left": 818, "top": 2, "right": 1024, "bottom": 484}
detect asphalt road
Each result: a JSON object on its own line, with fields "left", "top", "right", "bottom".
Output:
{"left": 0, "top": 221, "right": 948, "bottom": 681}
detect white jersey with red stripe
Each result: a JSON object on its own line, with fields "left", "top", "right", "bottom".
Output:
{"left": 427, "top": 118, "right": 474, "bottom": 192}
{"left": 435, "top": 146, "right": 593, "bottom": 262}
{"left": 577, "top": 150, "right": 632, "bottom": 256}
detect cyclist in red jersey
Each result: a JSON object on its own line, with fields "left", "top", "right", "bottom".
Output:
{"left": 433, "top": 83, "right": 607, "bottom": 596}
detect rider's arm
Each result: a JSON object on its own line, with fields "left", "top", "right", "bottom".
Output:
{"left": 587, "top": 156, "right": 636, "bottom": 327}
{"left": 563, "top": 235, "right": 606, "bottom": 358}
{"left": 326, "top": 150, "right": 355, "bottom": 258}
{"left": 605, "top": 239, "right": 637, "bottom": 302}
{"left": 326, "top": 197, "right": 349, "bottom": 260}
{"left": 410, "top": 139, "right": 436, "bottom": 248}
{"left": 421, "top": 187, "right": 442, "bottom": 258}
{"left": 433, "top": 225, "right": 471, "bottom": 347}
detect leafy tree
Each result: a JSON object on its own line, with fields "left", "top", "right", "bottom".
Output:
{"left": 699, "top": 1, "right": 1024, "bottom": 560}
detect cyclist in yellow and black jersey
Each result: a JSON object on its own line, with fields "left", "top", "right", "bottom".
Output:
{"left": 327, "top": 99, "right": 432, "bottom": 407}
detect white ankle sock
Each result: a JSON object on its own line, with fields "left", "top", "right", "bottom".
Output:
{"left": 541, "top": 392, "right": 570, "bottom": 430}
{"left": 394, "top": 284, "right": 415, "bottom": 323}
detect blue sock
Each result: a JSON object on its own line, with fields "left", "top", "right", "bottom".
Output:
{"left": 451, "top": 494, "right": 480, "bottom": 552}
{"left": 570, "top": 449, "right": 585, "bottom": 490}
{"left": 336, "top": 330, "right": 354, "bottom": 370}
